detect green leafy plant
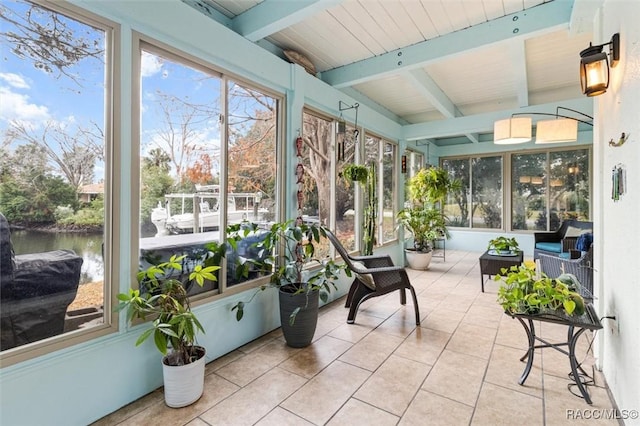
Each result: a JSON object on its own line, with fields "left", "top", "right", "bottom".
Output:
{"left": 341, "top": 162, "right": 377, "bottom": 255}
{"left": 488, "top": 236, "right": 519, "bottom": 253}
{"left": 341, "top": 163, "right": 368, "bottom": 186}
{"left": 398, "top": 166, "right": 460, "bottom": 252}
{"left": 116, "top": 253, "right": 222, "bottom": 366}
{"left": 396, "top": 206, "right": 449, "bottom": 252}
{"left": 231, "top": 220, "right": 347, "bottom": 323}
{"left": 495, "top": 264, "right": 585, "bottom": 316}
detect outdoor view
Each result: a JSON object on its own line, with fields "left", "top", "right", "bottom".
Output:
{"left": 442, "top": 149, "right": 590, "bottom": 231}
{"left": 1, "top": 0, "right": 108, "bottom": 350}
{"left": 137, "top": 42, "right": 279, "bottom": 294}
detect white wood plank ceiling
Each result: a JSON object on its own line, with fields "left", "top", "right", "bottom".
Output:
{"left": 182, "top": 0, "right": 595, "bottom": 145}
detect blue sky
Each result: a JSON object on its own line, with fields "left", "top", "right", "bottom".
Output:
{"left": 1, "top": 0, "right": 268, "bottom": 185}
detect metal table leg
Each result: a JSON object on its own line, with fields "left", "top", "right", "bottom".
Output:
{"left": 568, "top": 326, "right": 592, "bottom": 404}
{"left": 517, "top": 317, "right": 536, "bottom": 385}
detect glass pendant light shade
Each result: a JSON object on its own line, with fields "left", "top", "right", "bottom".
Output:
{"left": 494, "top": 117, "right": 532, "bottom": 144}
{"left": 535, "top": 118, "right": 578, "bottom": 144}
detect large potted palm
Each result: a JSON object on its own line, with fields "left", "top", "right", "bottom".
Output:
{"left": 398, "top": 166, "right": 460, "bottom": 269}
{"left": 116, "top": 244, "right": 225, "bottom": 408}
{"left": 232, "top": 220, "right": 346, "bottom": 347}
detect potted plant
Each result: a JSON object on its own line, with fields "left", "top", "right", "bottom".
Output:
{"left": 488, "top": 236, "right": 520, "bottom": 254}
{"left": 398, "top": 166, "right": 460, "bottom": 269}
{"left": 396, "top": 206, "right": 449, "bottom": 269}
{"left": 231, "top": 220, "right": 346, "bottom": 347}
{"left": 116, "top": 250, "right": 223, "bottom": 408}
{"left": 495, "top": 264, "right": 585, "bottom": 316}
{"left": 340, "top": 162, "right": 377, "bottom": 255}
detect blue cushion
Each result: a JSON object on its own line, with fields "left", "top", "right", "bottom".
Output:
{"left": 559, "top": 252, "right": 572, "bottom": 259}
{"left": 535, "top": 242, "right": 562, "bottom": 253}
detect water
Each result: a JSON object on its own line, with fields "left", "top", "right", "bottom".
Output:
{"left": 10, "top": 230, "right": 104, "bottom": 285}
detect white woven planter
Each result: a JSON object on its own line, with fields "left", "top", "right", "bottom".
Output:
{"left": 161, "top": 346, "right": 206, "bottom": 408}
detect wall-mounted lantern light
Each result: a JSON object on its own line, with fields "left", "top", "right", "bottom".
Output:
{"left": 401, "top": 155, "right": 407, "bottom": 174}
{"left": 580, "top": 33, "right": 620, "bottom": 97}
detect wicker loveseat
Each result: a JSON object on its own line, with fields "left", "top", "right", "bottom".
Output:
{"left": 0, "top": 213, "right": 83, "bottom": 350}
{"left": 533, "top": 219, "right": 592, "bottom": 259}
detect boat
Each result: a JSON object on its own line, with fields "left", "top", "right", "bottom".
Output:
{"left": 151, "top": 185, "right": 267, "bottom": 236}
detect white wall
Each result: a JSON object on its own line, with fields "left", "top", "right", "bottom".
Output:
{"left": 594, "top": 1, "right": 640, "bottom": 421}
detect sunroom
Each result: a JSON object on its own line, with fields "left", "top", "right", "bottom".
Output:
{"left": 0, "top": 0, "right": 638, "bottom": 425}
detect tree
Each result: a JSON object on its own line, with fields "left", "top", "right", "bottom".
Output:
{"left": 0, "top": 0, "right": 104, "bottom": 85}
{"left": 6, "top": 120, "right": 103, "bottom": 190}
{"left": 140, "top": 158, "right": 174, "bottom": 230}
{"left": 302, "top": 113, "right": 332, "bottom": 222}
{"left": 0, "top": 173, "right": 77, "bottom": 224}
{"left": 149, "top": 91, "right": 217, "bottom": 185}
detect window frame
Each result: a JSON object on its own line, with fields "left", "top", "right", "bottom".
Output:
{"left": 0, "top": 0, "right": 120, "bottom": 367}
{"left": 132, "top": 33, "right": 284, "bottom": 305}
{"left": 441, "top": 146, "right": 592, "bottom": 233}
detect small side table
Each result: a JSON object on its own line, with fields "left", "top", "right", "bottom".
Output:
{"left": 431, "top": 238, "right": 445, "bottom": 262}
{"left": 479, "top": 250, "right": 523, "bottom": 292}
{"left": 510, "top": 304, "right": 602, "bottom": 404}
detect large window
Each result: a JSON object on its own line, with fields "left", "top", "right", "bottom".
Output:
{"left": 365, "top": 134, "right": 397, "bottom": 245}
{"left": 0, "top": 0, "right": 113, "bottom": 353}
{"left": 512, "top": 149, "right": 589, "bottom": 231}
{"left": 381, "top": 141, "right": 397, "bottom": 242}
{"left": 138, "top": 40, "right": 278, "bottom": 296}
{"left": 442, "top": 156, "right": 503, "bottom": 229}
{"left": 335, "top": 122, "right": 357, "bottom": 251}
{"left": 443, "top": 148, "right": 590, "bottom": 232}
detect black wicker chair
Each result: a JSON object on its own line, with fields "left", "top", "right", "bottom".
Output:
{"left": 324, "top": 229, "right": 420, "bottom": 325}
{"left": 533, "top": 219, "right": 592, "bottom": 259}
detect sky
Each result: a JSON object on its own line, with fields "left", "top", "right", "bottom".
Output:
{"left": 1, "top": 0, "right": 271, "bottom": 185}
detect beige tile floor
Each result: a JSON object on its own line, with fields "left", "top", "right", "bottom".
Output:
{"left": 94, "top": 250, "right": 619, "bottom": 426}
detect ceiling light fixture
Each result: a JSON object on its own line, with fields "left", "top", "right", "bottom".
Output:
{"left": 493, "top": 107, "right": 593, "bottom": 145}
{"left": 493, "top": 117, "right": 532, "bottom": 144}
{"left": 580, "top": 33, "right": 620, "bottom": 97}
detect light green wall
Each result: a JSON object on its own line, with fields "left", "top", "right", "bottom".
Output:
{"left": 0, "top": 2, "right": 403, "bottom": 425}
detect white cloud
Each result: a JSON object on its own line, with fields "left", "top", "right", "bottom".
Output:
{"left": 0, "top": 72, "right": 30, "bottom": 89}
{"left": 141, "top": 51, "right": 164, "bottom": 77}
{"left": 0, "top": 86, "right": 50, "bottom": 123}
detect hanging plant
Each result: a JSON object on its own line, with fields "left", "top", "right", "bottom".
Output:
{"left": 341, "top": 163, "right": 369, "bottom": 187}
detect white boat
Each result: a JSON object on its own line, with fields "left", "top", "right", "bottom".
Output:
{"left": 151, "top": 186, "right": 267, "bottom": 236}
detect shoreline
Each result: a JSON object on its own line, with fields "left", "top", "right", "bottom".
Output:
{"left": 9, "top": 224, "right": 103, "bottom": 234}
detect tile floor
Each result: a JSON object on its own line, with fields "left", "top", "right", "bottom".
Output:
{"left": 94, "top": 250, "right": 618, "bottom": 426}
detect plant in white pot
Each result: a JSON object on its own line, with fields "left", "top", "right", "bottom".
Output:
{"left": 397, "top": 166, "right": 460, "bottom": 270}
{"left": 116, "top": 250, "right": 223, "bottom": 408}
{"left": 231, "top": 220, "right": 346, "bottom": 347}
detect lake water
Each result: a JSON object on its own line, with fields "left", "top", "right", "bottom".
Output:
{"left": 10, "top": 230, "right": 104, "bottom": 285}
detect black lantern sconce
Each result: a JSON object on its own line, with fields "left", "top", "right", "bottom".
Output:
{"left": 401, "top": 155, "right": 407, "bottom": 174}
{"left": 580, "top": 33, "right": 620, "bottom": 97}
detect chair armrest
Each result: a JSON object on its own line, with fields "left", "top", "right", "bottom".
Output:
{"left": 534, "top": 231, "right": 560, "bottom": 243}
{"left": 562, "top": 237, "right": 578, "bottom": 252}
